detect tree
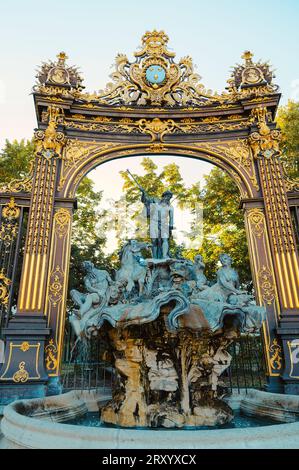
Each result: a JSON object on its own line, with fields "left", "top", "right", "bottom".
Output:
{"left": 0, "top": 139, "right": 34, "bottom": 182}
{"left": 69, "top": 178, "right": 118, "bottom": 295}
{"left": 120, "top": 157, "right": 201, "bottom": 209}
{"left": 197, "top": 168, "right": 251, "bottom": 289}
{"left": 277, "top": 100, "right": 299, "bottom": 179}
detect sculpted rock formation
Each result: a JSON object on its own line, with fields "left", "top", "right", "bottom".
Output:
{"left": 69, "top": 247, "right": 265, "bottom": 428}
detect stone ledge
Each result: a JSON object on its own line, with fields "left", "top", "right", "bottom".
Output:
{"left": 1, "top": 389, "right": 299, "bottom": 449}
{"left": 240, "top": 389, "right": 299, "bottom": 423}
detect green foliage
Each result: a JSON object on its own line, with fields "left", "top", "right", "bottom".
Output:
{"left": 117, "top": 157, "right": 201, "bottom": 255}
{"left": 69, "top": 177, "right": 117, "bottom": 295}
{"left": 277, "top": 100, "right": 299, "bottom": 179}
{"left": 0, "top": 139, "right": 34, "bottom": 182}
{"left": 197, "top": 168, "right": 251, "bottom": 289}
{"left": 120, "top": 157, "right": 201, "bottom": 210}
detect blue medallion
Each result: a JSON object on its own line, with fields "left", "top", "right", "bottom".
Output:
{"left": 145, "top": 65, "right": 166, "bottom": 86}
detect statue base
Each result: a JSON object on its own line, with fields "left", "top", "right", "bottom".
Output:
{"left": 100, "top": 304, "right": 235, "bottom": 428}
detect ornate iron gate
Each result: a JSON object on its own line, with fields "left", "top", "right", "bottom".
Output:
{"left": 0, "top": 200, "right": 28, "bottom": 334}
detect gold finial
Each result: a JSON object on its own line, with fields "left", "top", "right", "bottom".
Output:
{"left": 140, "top": 30, "right": 170, "bottom": 56}
{"left": 57, "top": 51, "right": 68, "bottom": 65}
{"left": 242, "top": 50, "right": 253, "bottom": 65}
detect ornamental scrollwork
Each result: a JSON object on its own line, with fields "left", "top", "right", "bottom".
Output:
{"left": 45, "top": 339, "right": 58, "bottom": 371}
{"left": 62, "top": 140, "right": 107, "bottom": 168}
{"left": 64, "top": 114, "right": 252, "bottom": 137}
{"left": 0, "top": 198, "right": 21, "bottom": 244}
{"left": 0, "top": 162, "right": 34, "bottom": 194}
{"left": 54, "top": 208, "right": 71, "bottom": 239}
{"left": 269, "top": 338, "right": 282, "bottom": 371}
{"left": 12, "top": 361, "right": 29, "bottom": 383}
{"left": 49, "top": 265, "right": 64, "bottom": 307}
{"left": 280, "top": 160, "right": 299, "bottom": 192}
{"left": 0, "top": 268, "right": 11, "bottom": 306}
{"left": 80, "top": 30, "right": 223, "bottom": 107}
{"left": 193, "top": 139, "right": 259, "bottom": 192}
{"left": 138, "top": 117, "right": 176, "bottom": 141}
{"left": 258, "top": 265, "right": 276, "bottom": 305}
{"left": 247, "top": 208, "right": 265, "bottom": 238}
{"left": 283, "top": 176, "right": 299, "bottom": 193}
{"left": 2, "top": 198, "right": 20, "bottom": 219}
{"left": 33, "top": 34, "right": 279, "bottom": 109}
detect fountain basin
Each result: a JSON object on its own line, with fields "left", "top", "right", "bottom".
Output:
{"left": 1, "top": 389, "right": 299, "bottom": 449}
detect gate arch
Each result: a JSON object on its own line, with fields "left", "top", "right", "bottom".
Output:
{"left": 61, "top": 144, "right": 254, "bottom": 200}
{"left": 0, "top": 31, "right": 299, "bottom": 400}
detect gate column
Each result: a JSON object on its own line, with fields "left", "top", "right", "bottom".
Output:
{"left": 243, "top": 202, "right": 283, "bottom": 392}
{"left": 249, "top": 107, "right": 299, "bottom": 393}
{"left": 0, "top": 106, "right": 66, "bottom": 401}
{"left": 43, "top": 204, "right": 73, "bottom": 395}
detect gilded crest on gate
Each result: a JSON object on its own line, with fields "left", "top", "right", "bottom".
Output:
{"left": 89, "top": 30, "right": 221, "bottom": 107}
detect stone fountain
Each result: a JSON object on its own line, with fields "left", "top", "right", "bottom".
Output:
{"left": 69, "top": 247, "right": 265, "bottom": 428}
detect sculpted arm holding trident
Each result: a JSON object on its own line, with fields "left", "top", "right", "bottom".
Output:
{"left": 126, "top": 170, "right": 174, "bottom": 259}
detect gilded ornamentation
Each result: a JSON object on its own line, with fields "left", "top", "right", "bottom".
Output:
{"left": 0, "top": 158, "right": 34, "bottom": 194}
{"left": 45, "top": 339, "right": 58, "bottom": 371}
{"left": 0, "top": 177, "right": 32, "bottom": 194}
{"left": 83, "top": 30, "right": 222, "bottom": 107}
{"left": 248, "top": 107, "right": 281, "bottom": 159}
{"left": 138, "top": 117, "right": 175, "bottom": 141}
{"left": 145, "top": 143, "right": 168, "bottom": 153}
{"left": 62, "top": 140, "right": 101, "bottom": 168}
{"left": 247, "top": 208, "right": 265, "bottom": 238}
{"left": 34, "top": 105, "right": 66, "bottom": 158}
{"left": 2, "top": 198, "right": 20, "bottom": 219}
{"left": 49, "top": 265, "right": 64, "bottom": 307}
{"left": 12, "top": 361, "right": 29, "bottom": 383}
{"left": 0, "top": 269, "right": 11, "bottom": 306}
{"left": 34, "top": 51, "right": 83, "bottom": 97}
{"left": 227, "top": 51, "right": 278, "bottom": 98}
{"left": 64, "top": 114, "right": 251, "bottom": 136}
{"left": 283, "top": 176, "right": 299, "bottom": 193}
{"left": 33, "top": 35, "right": 279, "bottom": 110}
{"left": 0, "top": 198, "right": 21, "bottom": 243}
{"left": 20, "top": 342, "right": 30, "bottom": 352}
{"left": 269, "top": 339, "right": 282, "bottom": 370}
{"left": 258, "top": 265, "right": 276, "bottom": 305}
{"left": 58, "top": 141, "right": 120, "bottom": 195}
{"left": 193, "top": 139, "right": 259, "bottom": 192}
{"left": 54, "top": 208, "right": 71, "bottom": 238}
{"left": 281, "top": 162, "right": 299, "bottom": 192}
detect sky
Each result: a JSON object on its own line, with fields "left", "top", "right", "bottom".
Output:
{"left": 0, "top": 0, "right": 298, "bottom": 251}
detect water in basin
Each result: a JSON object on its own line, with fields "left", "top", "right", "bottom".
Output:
{"left": 67, "top": 412, "right": 278, "bottom": 430}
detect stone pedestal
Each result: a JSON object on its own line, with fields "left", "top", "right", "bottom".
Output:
{"left": 100, "top": 307, "right": 235, "bottom": 428}
{"left": 0, "top": 316, "right": 50, "bottom": 406}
